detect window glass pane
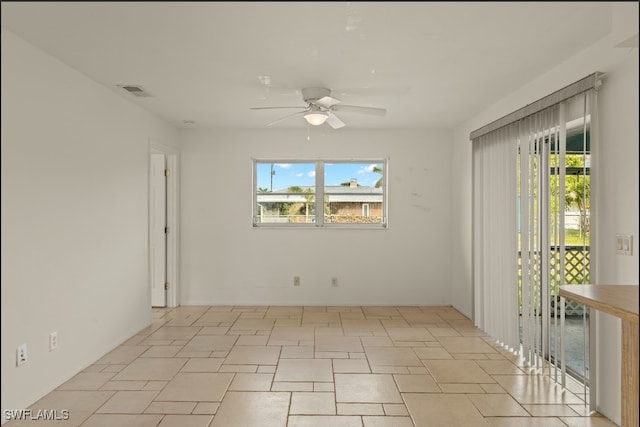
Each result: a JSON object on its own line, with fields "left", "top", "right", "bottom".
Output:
{"left": 256, "top": 162, "right": 316, "bottom": 193}
{"left": 324, "top": 162, "right": 384, "bottom": 224}
{"left": 255, "top": 162, "right": 316, "bottom": 224}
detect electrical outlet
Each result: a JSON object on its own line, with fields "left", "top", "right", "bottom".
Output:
{"left": 49, "top": 332, "right": 58, "bottom": 351}
{"left": 293, "top": 276, "right": 301, "bottom": 287}
{"left": 16, "top": 344, "right": 28, "bottom": 366}
{"left": 331, "top": 277, "right": 338, "bottom": 287}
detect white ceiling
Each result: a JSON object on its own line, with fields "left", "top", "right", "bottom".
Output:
{"left": 1, "top": 2, "right": 613, "bottom": 130}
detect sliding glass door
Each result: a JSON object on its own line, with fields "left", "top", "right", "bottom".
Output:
{"left": 472, "top": 75, "right": 600, "bottom": 411}
{"left": 517, "top": 91, "right": 592, "bottom": 395}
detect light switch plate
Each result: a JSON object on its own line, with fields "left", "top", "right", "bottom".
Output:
{"left": 616, "top": 234, "right": 633, "bottom": 256}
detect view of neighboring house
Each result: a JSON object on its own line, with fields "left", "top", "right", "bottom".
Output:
{"left": 257, "top": 179, "right": 383, "bottom": 224}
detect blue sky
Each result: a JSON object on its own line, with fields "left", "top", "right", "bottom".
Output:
{"left": 256, "top": 162, "right": 382, "bottom": 191}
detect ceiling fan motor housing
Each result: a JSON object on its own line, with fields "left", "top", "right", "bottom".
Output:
{"left": 302, "top": 87, "right": 331, "bottom": 104}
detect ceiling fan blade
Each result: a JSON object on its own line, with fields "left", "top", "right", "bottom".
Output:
{"left": 315, "top": 96, "right": 341, "bottom": 109}
{"left": 332, "top": 105, "right": 386, "bottom": 116}
{"left": 326, "top": 112, "right": 346, "bottom": 129}
{"left": 251, "top": 106, "right": 307, "bottom": 110}
{"left": 266, "top": 110, "right": 309, "bottom": 127}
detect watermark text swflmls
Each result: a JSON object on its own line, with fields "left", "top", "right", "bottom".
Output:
{"left": 4, "top": 409, "right": 70, "bottom": 421}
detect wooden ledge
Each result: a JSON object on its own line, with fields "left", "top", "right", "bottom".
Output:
{"left": 559, "top": 284, "right": 639, "bottom": 323}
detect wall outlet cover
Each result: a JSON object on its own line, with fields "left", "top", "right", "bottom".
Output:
{"left": 616, "top": 234, "right": 633, "bottom": 256}
{"left": 49, "top": 332, "right": 58, "bottom": 351}
{"left": 16, "top": 344, "right": 28, "bottom": 366}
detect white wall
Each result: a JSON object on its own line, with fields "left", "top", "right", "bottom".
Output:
{"left": 451, "top": 3, "right": 638, "bottom": 423}
{"left": 591, "top": 46, "right": 639, "bottom": 427}
{"left": 0, "top": 29, "right": 178, "bottom": 419}
{"left": 180, "top": 128, "right": 453, "bottom": 306}
{"left": 450, "top": 125, "right": 473, "bottom": 319}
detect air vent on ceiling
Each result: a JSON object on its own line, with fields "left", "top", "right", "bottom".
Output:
{"left": 118, "top": 85, "right": 153, "bottom": 97}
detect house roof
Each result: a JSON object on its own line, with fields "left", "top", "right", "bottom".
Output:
{"left": 257, "top": 185, "right": 383, "bottom": 203}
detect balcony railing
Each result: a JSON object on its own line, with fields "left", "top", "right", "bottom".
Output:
{"left": 518, "top": 246, "right": 591, "bottom": 386}
{"left": 518, "top": 246, "right": 590, "bottom": 313}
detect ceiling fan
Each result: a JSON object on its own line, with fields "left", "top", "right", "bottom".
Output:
{"left": 251, "top": 87, "right": 386, "bottom": 129}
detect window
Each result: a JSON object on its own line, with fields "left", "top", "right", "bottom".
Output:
{"left": 253, "top": 160, "right": 387, "bottom": 228}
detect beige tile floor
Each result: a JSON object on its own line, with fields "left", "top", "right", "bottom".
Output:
{"left": 6, "top": 306, "right": 617, "bottom": 427}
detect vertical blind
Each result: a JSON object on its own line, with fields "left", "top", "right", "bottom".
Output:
{"left": 471, "top": 74, "right": 600, "bottom": 390}
{"left": 472, "top": 125, "right": 519, "bottom": 351}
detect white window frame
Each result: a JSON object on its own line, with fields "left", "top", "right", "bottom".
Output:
{"left": 362, "top": 203, "right": 370, "bottom": 217}
{"left": 252, "top": 158, "right": 388, "bottom": 229}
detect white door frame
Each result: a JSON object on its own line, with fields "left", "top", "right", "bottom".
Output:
{"left": 150, "top": 153, "right": 167, "bottom": 307}
{"left": 149, "top": 141, "right": 180, "bottom": 308}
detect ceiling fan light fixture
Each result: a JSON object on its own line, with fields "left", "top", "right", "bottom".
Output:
{"left": 304, "top": 111, "right": 329, "bottom": 126}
